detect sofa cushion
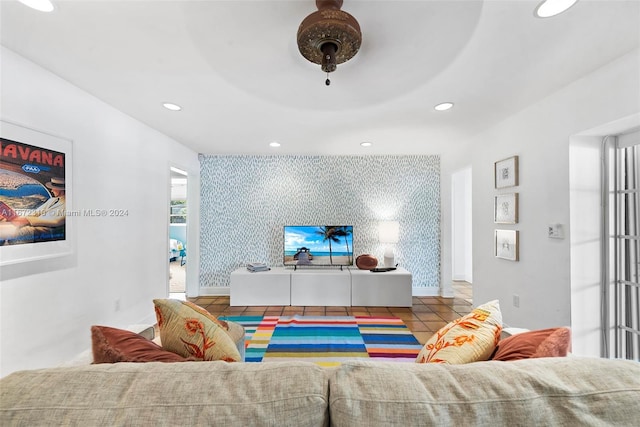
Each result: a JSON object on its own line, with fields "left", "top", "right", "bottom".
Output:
{"left": 153, "top": 299, "right": 241, "bottom": 362}
{"left": 91, "top": 325, "right": 190, "bottom": 363}
{"left": 491, "top": 327, "right": 571, "bottom": 361}
{"left": 416, "top": 299, "right": 502, "bottom": 364}
{"left": 0, "top": 361, "right": 331, "bottom": 427}
{"left": 329, "top": 357, "right": 640, "bottom": 427}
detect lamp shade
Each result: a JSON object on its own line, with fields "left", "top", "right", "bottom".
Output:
{"left": 378, "top": 221, "right": 399, "bottom": 244}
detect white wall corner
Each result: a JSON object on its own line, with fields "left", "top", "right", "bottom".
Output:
{"left": 439, "top": 287, "right": 455, "bottom": 298}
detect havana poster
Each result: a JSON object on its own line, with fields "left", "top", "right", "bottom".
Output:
{"left": 0, "top": 137, "right": 67, "bottom": 246}
{"left": 0, "top": 120, "right": 73, "bottom": 265}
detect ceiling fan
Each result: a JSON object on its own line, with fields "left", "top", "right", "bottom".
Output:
{"left": 296, "top": 0, "right": 362, "bottom": 86}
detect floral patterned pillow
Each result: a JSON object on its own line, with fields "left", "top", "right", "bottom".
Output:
{"left": 416, "top": 300, "right": 502, "bottom": 364}
{"left": 153, "top": 299, "right": 241, "bottom": 362}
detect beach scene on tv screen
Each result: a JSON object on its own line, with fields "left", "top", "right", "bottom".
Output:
{"left": 284, "top": 225, "right": 353, "bottom": 266}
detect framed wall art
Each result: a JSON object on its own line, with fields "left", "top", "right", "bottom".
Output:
{"left": 494, "top": 193, "right": 519, "bottom": 224}
{"left": 494, "top": 155, "right": 519, "bottom": 189}
{"left": 0, "top": 119, "right": 74, "bottom": 265}
{"left": 495, "top": 229, "right": 519, "bottom": 261}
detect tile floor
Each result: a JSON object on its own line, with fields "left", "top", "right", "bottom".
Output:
{"left": 452, "top": 281, "right": 473, "bottom": 304}
{"left": 188, "top": 281, "right": 473, "bottom": 345}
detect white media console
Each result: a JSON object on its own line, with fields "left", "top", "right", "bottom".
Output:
{"left": 230, "top": 267, "right": 412, "bottom": 307}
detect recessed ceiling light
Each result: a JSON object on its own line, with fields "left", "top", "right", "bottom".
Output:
{"left": 434, "top": 102, "right": 454, "bottom": 111}
{"left": 163, "top": 103, "right": 182, "bottom": 111}
{"left": 269, "top": 141, "right": 281, "bottom": 148}
{"left": 18, "top": 0, "right": 55, "bottom": 12}
{"left": 534, "top": 0, "right": 578, "bottom": 18}
{"left": 360, "top": 142, "right": 373, "bottom": 147}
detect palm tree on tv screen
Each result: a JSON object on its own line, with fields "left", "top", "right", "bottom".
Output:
{"left": 334, "top": 226, "right": 352, "bottom": 264}
{"left": 316, "top": 226, "right": 340, "bottom": 264}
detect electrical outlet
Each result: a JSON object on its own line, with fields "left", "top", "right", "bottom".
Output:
{"left": 513, "top": 295, "right": 520, "bottom": 308}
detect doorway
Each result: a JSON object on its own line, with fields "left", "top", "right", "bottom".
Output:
{"left": 169, "top": 166, "right": 188, "bottom": 297}
{"left": 451, "top": 167, "right": 473, "bottom": 303}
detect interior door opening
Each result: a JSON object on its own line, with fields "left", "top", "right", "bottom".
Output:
{"left": 451, "top": 166, "right": 473, "bottom": 303}
{"left": 169, "top": 166, "right": 188, "bottom": 297}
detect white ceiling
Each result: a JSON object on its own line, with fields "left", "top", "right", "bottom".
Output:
{"left": 2, "top": 0, "right": 639, "bottom": 155}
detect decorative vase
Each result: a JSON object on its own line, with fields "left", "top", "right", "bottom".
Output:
{"left": 356, "top": 254, "right": 378, "bottom": 270}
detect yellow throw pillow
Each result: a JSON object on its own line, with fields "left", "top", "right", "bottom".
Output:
{"left": 416, "top": 299, "right": 502, "bottom": 364}
{"left": 153, "top": 299, "right": 241, "bottom": 362}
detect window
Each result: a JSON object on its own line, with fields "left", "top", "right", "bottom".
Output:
{"left": 603, "top": 131, "right": 640, "bottom": 361}
{"left": 170, "top": 199, "right": 187, "bottom": 224}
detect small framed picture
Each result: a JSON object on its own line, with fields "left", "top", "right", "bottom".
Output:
{"left": 494, "top": 193, "right": 519, "bottom": 224}
{"left": 494, "top": 156, "right": 519, "bottom": 189}
{"left": 495, "top": 229, "right": 519, "bottom": 261}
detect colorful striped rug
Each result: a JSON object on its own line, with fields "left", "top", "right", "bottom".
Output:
{"left": 219, "top": 315, "right": 423, "bottom": 366}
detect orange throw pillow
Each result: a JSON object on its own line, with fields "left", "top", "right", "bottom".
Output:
{"left": 91, "top": 325, "right": 190, "bottom": 363}
{"left": 491, "top": 327, "right": 571, "bottom": 361}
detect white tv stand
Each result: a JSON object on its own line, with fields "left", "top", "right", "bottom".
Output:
{"left": 230, "top": 266, "right": 412, "bottom": 307}
{"left": 290, "top": 268, "right": 351, "bottom": 306}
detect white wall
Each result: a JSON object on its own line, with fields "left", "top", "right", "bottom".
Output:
{"left": 469, "top": 49, "right": 640, "bottom": 332}
{"left": 569, "top": 135, "right": 605, "bottom": 357}
{"left": 0, "top": 47, "right": 200, "bottom": 377}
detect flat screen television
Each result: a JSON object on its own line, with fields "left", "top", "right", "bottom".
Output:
{"left": 284, "top": 225, "right": 354, "bottom": 267}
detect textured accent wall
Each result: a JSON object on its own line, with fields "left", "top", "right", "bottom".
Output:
{"left": 200, "top": 155, "right": 440, "bottom": 290}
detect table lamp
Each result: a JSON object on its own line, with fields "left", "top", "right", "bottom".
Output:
{"left": 378, "top": 221, "right": 399, "bottom": 267}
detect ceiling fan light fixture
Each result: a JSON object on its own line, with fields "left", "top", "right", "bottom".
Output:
{"left": 297, "top": 0, "right": 362, "bottom": 84}
{"left": 534, "top": 0, "right": 579, "bottom": 18}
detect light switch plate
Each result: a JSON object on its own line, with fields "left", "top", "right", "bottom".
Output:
{"left": 548, "top": 224, "right": 564, "bottom": 239}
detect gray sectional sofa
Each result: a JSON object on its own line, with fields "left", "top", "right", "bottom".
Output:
{"left": 1, "top": 357, "right": 639, "bottom": 426}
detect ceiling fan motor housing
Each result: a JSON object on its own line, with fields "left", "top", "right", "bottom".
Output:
{"left": 297, "top": 0, "right": 362, "bottom": 73}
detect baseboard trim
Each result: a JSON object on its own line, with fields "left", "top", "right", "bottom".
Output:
{"left": 440, "top": 289, "right": 455, "bottom": 298}
{"left": 198, "top": 287, "right": 231, "bottom": 296}
{"left": 198, "top": 286, "right": 440, "bottom": 298}
{"left": 411, "top": 287, "right": 440, "bottom": 297}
